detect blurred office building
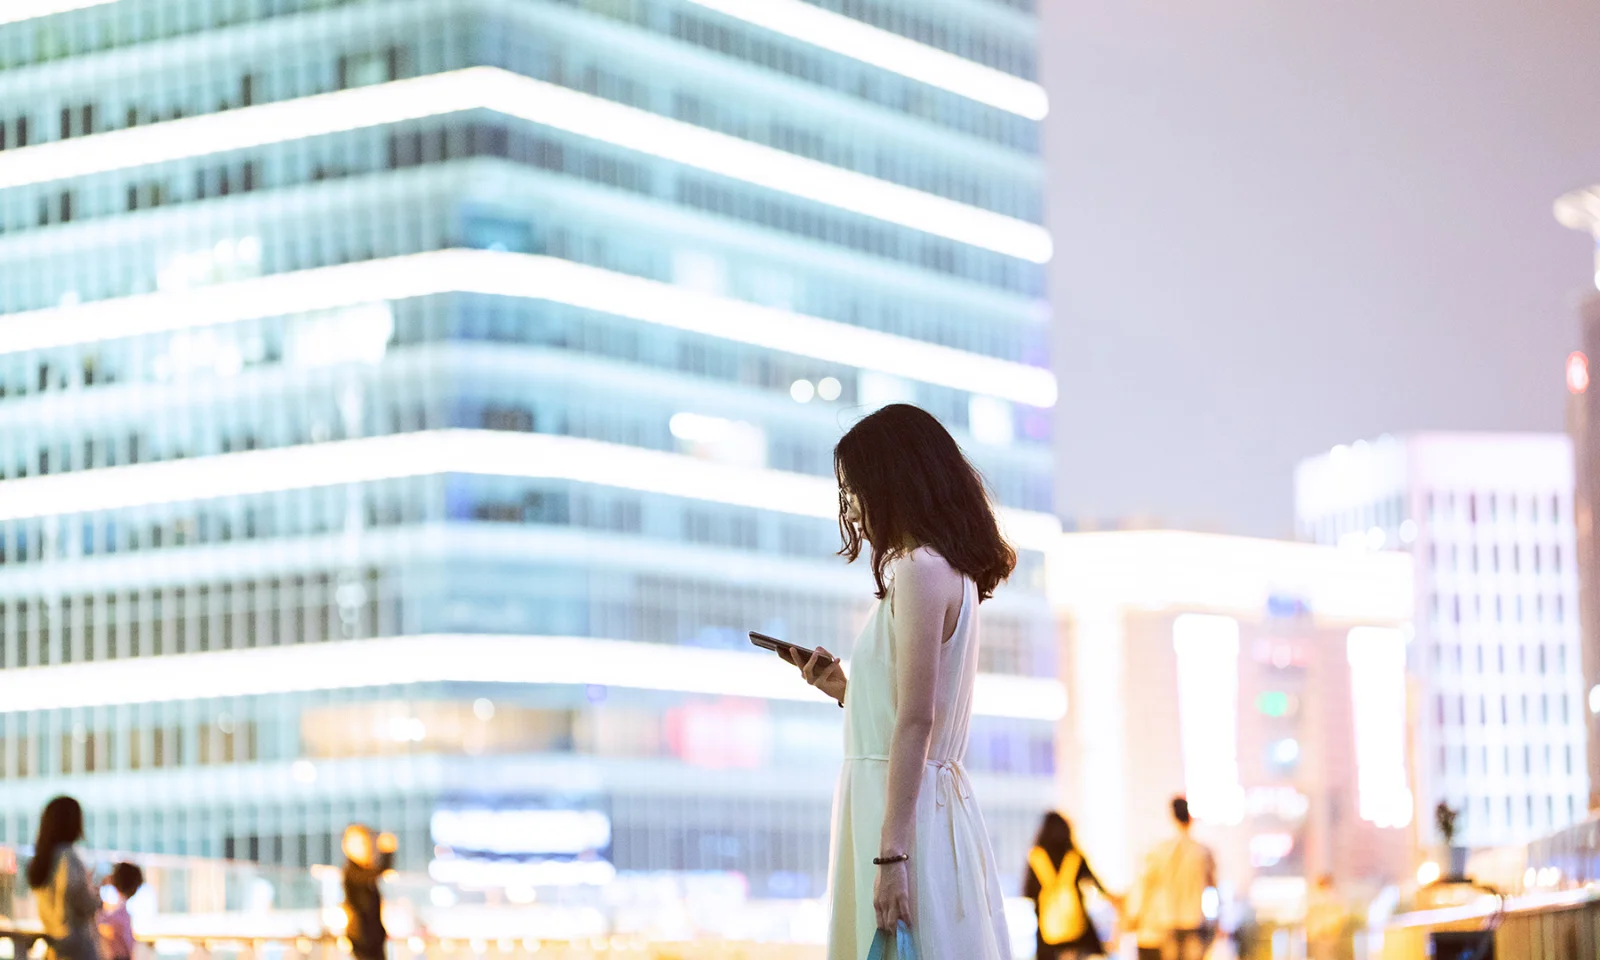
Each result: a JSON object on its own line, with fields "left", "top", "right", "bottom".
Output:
{"left": 0, "top": 0, "right": 1062, "bottom": 922}
{"left": 1295, "top": 435, "right": 1587, "bottom": 849}
{"left": 1049, "top": 531, "right": 1415, "bottom": 921}
{"left": 1556, "top": 185, "right": 1599, "bottom": 814}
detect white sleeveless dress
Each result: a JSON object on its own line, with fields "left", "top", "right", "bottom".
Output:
{"left": 825, "top": 569, "right": 1012, "bottom": 960}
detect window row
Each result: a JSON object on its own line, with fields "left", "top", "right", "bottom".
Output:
{"left": 7, "top": 203, "right": 1043, "bottom": 375}
{"left": 0, "top": 546, "right": 1055, "bottom": 677}
{"left": 810, "top": 0, "right": 1036, "bottom": 79}
{"left": 6, "top": 0, "right": 1040, "bottom": 154}
{"left": 1431, "top": 640, "right": 1573, "bottom": 676}
{"left": 0, "top": 469, "right": 1046, "bottom": 567}
{"left": 660, "top": 81, "right": 1039, "bottom": 221}
{"left": 0, "top": 341, "right": 1051, "bottom": 514}
{"left": 1435, "top": 691, "right": 1576, "bottom": 730}
{"left": 0, "top": 568, "right": 389, "bottom": 668}
{"left": 5, "top": 119, "right": 1041, "bottom": 303}
{"left": 1301, "top": 488, "right": 1573, "bottom": 549}
{"left": 1301, "top": 494, "right": 1409, "bottom": 547}
{"left": 1427, "top": 489, "right": 1567, "bottom": 527}
{"left": 537, "top": 45, "right": 1039, "bottom": 219}
{"left": 297, "top": 697, "right": 1052, "bottom": 777}
{"left": 10, "top": 13, "right": 1036, "bottom": 218}
{"left": 0, "top": 786, "right": 437, "bottom": 874}
{"left": 662, "top": 7, "right": 1036, "bottom": 151}
{"left": 1428, "top": 541, "right": 1567, "bottom": 576}
{"left": 1430, "top": 591, "right": 1571, "bottom": 626}
{"left": 1442, "top": 790, "right": 1582, "bottom": 839}
{"left": 0, "top": 718, "right": 259, "bottom": 780}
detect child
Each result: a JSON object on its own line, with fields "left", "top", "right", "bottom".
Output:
{"left": 97, "top": 862, "right": 144, "bottom": 960}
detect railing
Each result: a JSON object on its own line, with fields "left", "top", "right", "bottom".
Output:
{"left": 1381, "top": 883, "right": 1600, "bottom": 959}
{"left": 0, "top": 931, "right": 826, "bottom": 960}
{"left": 0, "top": 851, "right": 835, "bottom": 957}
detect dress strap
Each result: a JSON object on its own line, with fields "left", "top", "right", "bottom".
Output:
{"left": 838, "top": 755, "right": 996, "bottom": 921}
{"left": 930, "top": 757, "right": 994, "bottom": 921}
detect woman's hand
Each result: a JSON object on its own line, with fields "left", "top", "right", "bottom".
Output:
{"left": 873, "top": 859, "right": 912, "bottom": 931}
{"left": 785, "top": 646, "right": 847, "bottom": 705}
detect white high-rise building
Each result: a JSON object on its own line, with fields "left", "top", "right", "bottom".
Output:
{"left": 0, "top": 0, "right": 1062, "bottom": 928}
{"left": 1295, "top": 434, "right": 1586, "bottom": 848}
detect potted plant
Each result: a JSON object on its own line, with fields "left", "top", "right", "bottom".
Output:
{"left": 1435, "top": 801, "right": 1468, "bottom": 881}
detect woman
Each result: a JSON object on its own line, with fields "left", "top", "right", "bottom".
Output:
{"left": 1024, "top": 812, "right": 1114, "bottom": 959}
{"left": 787, "top": 404, "right": 1014, "bottom": 960}
{"left": 26, "top": 796, "right": 103, "bottom": 960}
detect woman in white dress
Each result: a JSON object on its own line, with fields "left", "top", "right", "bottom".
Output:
{"left": 787, "top": 403, "right": 1015, "bottom": 960}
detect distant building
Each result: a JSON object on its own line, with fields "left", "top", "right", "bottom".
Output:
{"left": 1296, "top": 435, "right": 1586, "bottom": 848}
{"left": 1556, "top": 186, "right": 1600, "bottom": 814}
{"left": 1049, "top": 531, "right": 1414, "bottom": 921}
{"left": 1570, "top": 338, "right": 1596, "bottom": 812}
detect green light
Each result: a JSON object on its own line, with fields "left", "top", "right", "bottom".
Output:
{"left": 1257, "top": 691, "right": 1290, "bottom": 717}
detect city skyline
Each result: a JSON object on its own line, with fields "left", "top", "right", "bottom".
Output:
{"left": 1, "top": 0, "right": 1598, "bottom": 954}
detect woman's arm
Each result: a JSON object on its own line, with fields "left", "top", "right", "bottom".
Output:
{"left": 1080, "top": 857, "right": 1107, "bottom": 895}
{"left": 873, "top": 550, "right": 959, "bottom": 929}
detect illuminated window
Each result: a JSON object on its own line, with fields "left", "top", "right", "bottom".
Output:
{"left": 1347, "top": 627, "right": 1413, "bottom": 828}
{"left": 1172, "top": 614, "right": 1244, "bottom": 825}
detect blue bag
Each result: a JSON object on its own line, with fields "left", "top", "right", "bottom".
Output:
{"left": 865, "top": 920, "right": 919, "bottom": 960}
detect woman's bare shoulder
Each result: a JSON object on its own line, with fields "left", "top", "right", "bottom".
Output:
{"left": 893, "top": 547, "right": 962, "bottom": 593}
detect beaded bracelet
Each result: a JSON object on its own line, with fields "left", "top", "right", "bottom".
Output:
{"left": 873, "top": 853, "right": 909, "bottom": 866}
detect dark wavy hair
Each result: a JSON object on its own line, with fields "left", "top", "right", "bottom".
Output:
{"left": 834, "top": 404, "right": 1016, "bottom": 600}
{"left": 27, "top": 796, "right": 84, "bottom": 889}
{"left": 1033, "top": 811, "right": 1076, "bottom": 868}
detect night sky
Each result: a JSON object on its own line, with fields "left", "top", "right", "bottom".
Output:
{"left": 1042, "top": 0, "right": 1600, "bottom": 536}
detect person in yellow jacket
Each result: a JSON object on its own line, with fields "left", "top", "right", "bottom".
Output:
{"left": 1023, "top": 812, "right": 1121, "bottom": 959}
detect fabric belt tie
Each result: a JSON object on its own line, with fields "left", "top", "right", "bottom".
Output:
{"left": 843, "top": 754, "right": 995, "bottom": 920}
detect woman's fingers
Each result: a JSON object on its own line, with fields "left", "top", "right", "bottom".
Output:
{"left": 802, "top": 649, "right": 823, "bottom": 684}
{"left": 894, "top": 891, "right": 912, "bottom": 928}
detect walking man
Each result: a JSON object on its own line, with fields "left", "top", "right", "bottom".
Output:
{"left": 1131, "top": 797, "right": 1218, "bottom": 960}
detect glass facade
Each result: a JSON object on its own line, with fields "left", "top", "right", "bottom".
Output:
{"left": 0, "top": 0, "right": 1056, "bottom": 907}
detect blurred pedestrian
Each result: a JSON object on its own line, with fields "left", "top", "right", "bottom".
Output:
{"left": 1130, "top": 797, "right": 1217, "bottom": 960}
{"left": 341, "top": 824, "right": 394, "bottom": 960}
{"left": 1023, "top": 812, "right": 1118, "bottom": 959}
{"left": 1127, "top": 846, "right": 1168, "bottom": 960}
{"left": 96, "top": 863, "right": 143, "bottom": 960}
{"left": 25, "top": 796, "right": 103, "bottom": 960}
{"left": 1304, "top": 875, "right": 1344, "bottom": 960}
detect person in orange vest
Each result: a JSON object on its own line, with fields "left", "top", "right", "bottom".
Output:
{"left": 1023, "top": 812, "right": 1121, "bottom": 959}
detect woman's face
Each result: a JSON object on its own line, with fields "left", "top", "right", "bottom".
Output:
{"left": 842, "top": 487, "right": 867, "bottom": 542}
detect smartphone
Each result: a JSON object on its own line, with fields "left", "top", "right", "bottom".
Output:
{"left": 749, "top": 630, "right": 836, "bottom": 667}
